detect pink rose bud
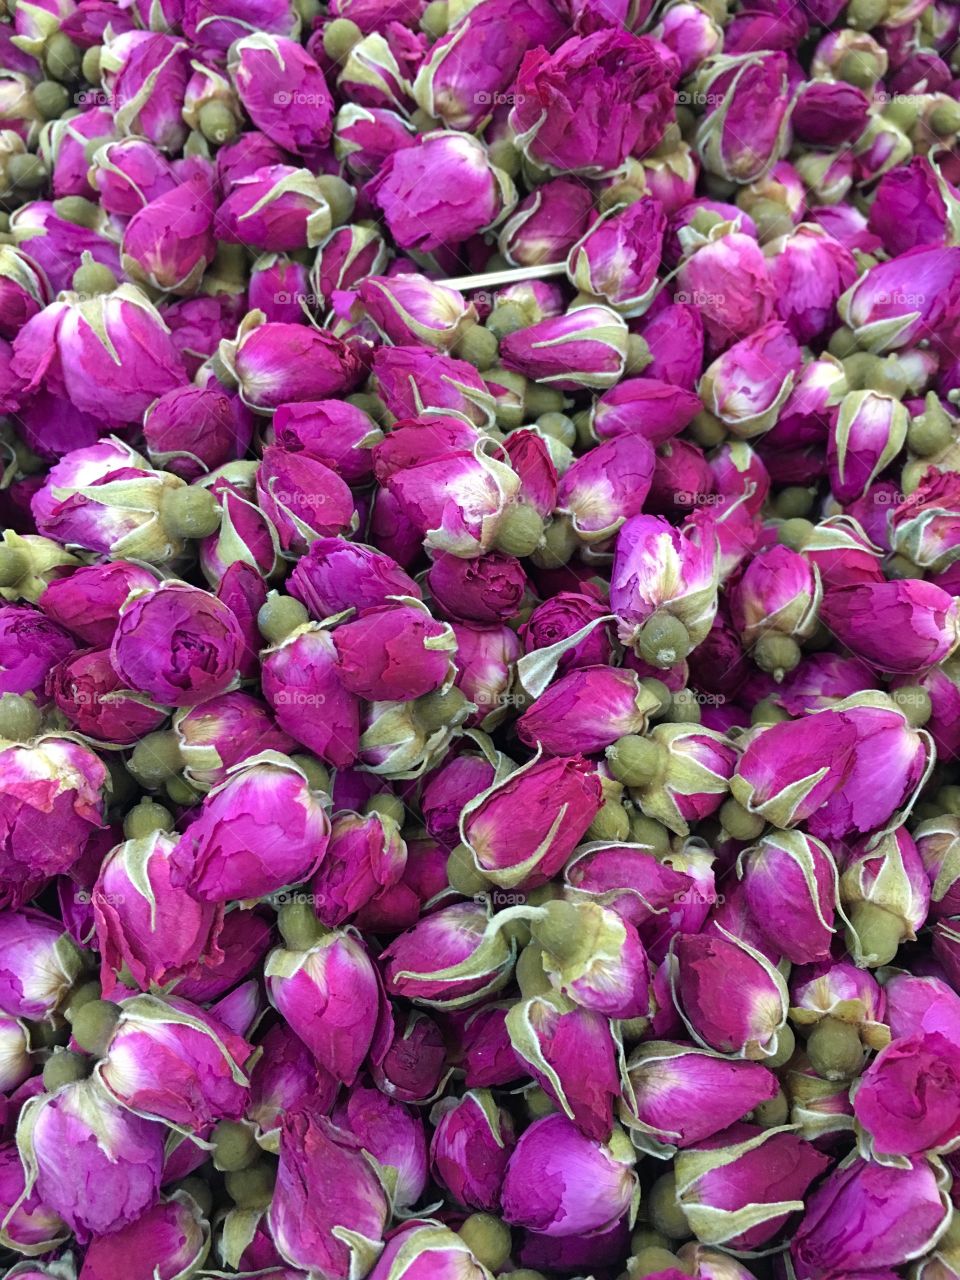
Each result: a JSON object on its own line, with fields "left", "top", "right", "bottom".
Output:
{"left": 332, "top": 30, "right": 417, "bottom": 115}
{"left": 426, "top": 552, "right": 527, "bottom": 625}
{"left": 838, "top": 245, "right": 960, "bottom": 352}
{"left": 891, "top": 469, "right": 960, "bottom": 573}
{"left": 611, "top": 513, "right": 720, "bottom": 661}
{"left": 820, "top": 579, "right": 960, "bottom": 674}
{"left": 590, "top": 376, "right": 703, "bottom": 446}
{"left": 520, "top": 590, "right": 614, "bottom": 674}
{"left": 333, "top": 601, "right": 457, "bottom": 702}
{"left": 46, "top": 647, "right": 168, "bottom": 745}
{"left": 630, "top": 723, "right": 737, "bottom": 835}
{"left": 622, "top": 1041, "right": 779, "bottom": 1155}
{"left": 0, "top": 737, "right": 107, "bottom": 900}
{"left": 247, "top": 1021, "right": 337, "bottom": 1143}
{"left": 828, "top": 390, "right": 909, "bottom": 504}
{"left": 163, "top": 293, "right": 246, "bottom": 379}
{"left": 517, "top": 667, "right": 660, "bottom": 757}
{"left": 96, "top": 993, "right": 251, "bottom": 1129}
{"left": 429, "top": 1088, "right": 515, "bottom": 1210}
{"left": 262, "top": 624, "right": 361, "bottom": 769}
{"left": 0, "top": 1137, "right": 67, "bottom": 1254}
{"left": 501, "top": 1113, "right": 638, "bottom": 1236}
{"left": 333, "top": 104, "right": 416, "bottom": 181}
{"left": 371, "top": 345, "right": 494, "bottom": 430}
{"left": 110, "top": 580, "right": 242, "bottom": 707}
{"left": 173, "top": 691, "right": 294, "bottom": 791}
{"left": 368, "top": 131, "right": 515, "bottom": 252}
{"left": 557, "top": 435, "right": 655, "bottom": 542}
{"left": 767, "top": 224, "right": 857, "bottom": 344}
{"left": 0, "top": 908, "right": 83, "bottom": 1019}
{"left": 730, "top": 545, "right": 820, "bottom": 648}
{"left": 916, "top": 815, "right": 960, "bottom": 920}
{"left": 507, "top": 992, "right": 621, "bottom": 1141}
{"left": 16, "top": 1078, "right": 166, "bottom": 1242}
{"left": 220, "top": 313, "right": 362, "bottom": 414}
{"left": 0, "top": 245, "right": 45, "bottom": 340}
{"left": 739, "top": 830, "right": 840, "bottom": 965}
{"left": 365, "top": 1219, "right": 493, "bottom": 1280}
{"left": 637, "top": 300, "right": 705, "bottom": 387}
{"left": 0, "top": 603, "right": 73, "bottom": 702}
{"left": 332, "top": 1082, "right": 427, "bottom": 1212}
{"left": 271, "top": 399, "right": 383, "bottom": 488}
{"left": 93, "top": 830, "right": 224, "bottom": 998}
{"left": 77, "top": 1192, "right": 209, "bottom": 1280}
{"left": 673, "top": 929, "right": 788, "bottom": 1059}
{"left": 461, "top": 754, "right": 602, "bottom": 889}
{"left": 709, "top": 441, "right": 769, "bottom": 516}
{"left": 567, "top": 196, "right": 666, "bottom": 316}
{"left": 853, "top": 1029, "right": 960, "bottom": 1158}
{"left": 841, "top": 826, "right": 930, "bottom": 967}
{"left": 676, "top": 230, "right": 775, "bottom": 352}
{"left": 310, "top": 811, "right": 407, "bottom": 926}
{"left": 381, "top": 902, "right": 515, "bottom": 1010}
{"left": 13, "top": 287, "right": 185, "bottom": 430}
{"left": 288, "top": 537, "right": 419, "bottom": 620}
{"left": 421, "top": 753, "right": 497, "bottom": 852}
{"left": 266, "top": 929, "right": 380, "bottom": 1085}
{"left": 215, "top": 164, "right": 335, "bottom": 252}
{"left": 791, "top": 1154, "right": 950, "bottom": 1280}
{"left": 88, "top": 137, "right": 178, "bottom": 217}
{"left": 532, "top": 898, "right": 651, "bottom": 1019}
{"left": 100, "top": 31, "right": 190, "bottom": 152}
{"left": 869, "top": 155, "right": 960, "bottom": 257}
{"left": 143, "top": 386, "right": 248, "bottom": 483}
{"left": 370, "top": 1006, "right": 448, "bottom": 1103}
{"left": 675, "top": 1122, "right": 831, "bottom": 1249}
{"left": 801, "top": 514, "right": 884, "bottom": 589}
{"left": 255, "top": 445, "right": 357, "bottom": 554}
{"left": 654, "top": 1, "right": 722, "bottom": 75}
{"left": 358, "top": 274, "right": 478, "bottom": 350}
{"left": 509, "top": 30, "right": 675, "bottom": 175}
{"left": 269, "top": 1100, "right": 390, "bottom": 1280}
{"left": 499, "top": 305, "right": 628, "bottom": 391}
{"left": 121, "top": 174, "right": 215, "bottom": 295}
{"left": 453, "top": 1000, "right": 523, "bottom": 1089}
{"left": 789, "top": 958, "right": 887, "bottom": 1040}
{"left": 884, "top": 971, "right": 960, "bottom": 1043}
{"left": 696, "top": 52, "right": 792, "bottom": 183}
{"left": 731, "top": 710, "right": 857, "bottom": 828}
{"left": 793, "top": 80, "right": 870, "bottom": 147}
{"left": 249, "top": 253, "right": 311, "bottom": 323}
{"left": 499, "top": 177, "right": 595, "bottom": 268}
{"left": 229, "top": 34, "right": 333, "bottom": 155}
{"left": 699, "top": 321, "right": 802, "bottom": 438}
{"left": 171, "top": 753, "right": 330, "bottom": 902}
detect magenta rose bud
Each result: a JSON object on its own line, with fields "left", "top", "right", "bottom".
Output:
{"left": 533, "top": 898, "right": 651, "bottom": 1019}
{"left": 590, "top": 376, "right": 702, "bottom": 446}
{"left": 228, "top": 34, "right": 333, "bottom": 155}
{"left": 622, "top": 1041, "right": 779, "bottom": 1155}
{"left": 675, "top": 1122, "right": 831, "bottom": 1249}
{"left": 332, "top": 1082, "right": 427, "bottom": 1212}
{"left": 173, "top": 691, "right": 294, "bottom": 792}
{"left": 838, "top": 244, "right": 960, "bottom": 352}
{"left": 143, "top": 386, "right": 247, "bottom": 482}
{"left": 853, "top": 1030, "right": 960, "bottom": 1158}
{"left": 219, "top": 312, "right": 362, "bottom": 414}
{"left": 96, "top": 993, "right": 251, "bottom": 1129}
{"left": 869, "top": 155, "right": 960, "bottom": 257}
{"left": 517, "top": 667, "right": 659, "bottom": 757}
{"left": 673, "top": 930, "right": 788, "bottom": 1059}
{"left": 333, "top": 105, "right": 416, "bottom": 181}
{"left": 333, "top": 601, "right": 456, "bottom": 703}
{"left": 696, "top": 51, "right": 792, "bottom": 183}
{"left": 426, "top": 552, "right": 527, "bottom": 625}
{"left": 820, "top": 579, "right": 960, "bottom": 674}
{"left": 358, "top": 274, "right": 478, "bottom": 350}
{"left": 381, "top": 902, "right": 515, "bottom": 1010}
{"left": 676, "top": 229, "right": 775, "bottom": 352}
{"left": 170, "top": 754, "right": 330, "bottom": 902}
{"left": 77, "top": 1192, "right": 209, "bottom": 1280}
{"left": 215, "top": 164, "right": 335, "bottom": 253}
{"left": 730, "top": 545, "right": 820, "bottom": 650}
{"left": 262, "top": 625, "right": 360, "bottom": 769}
{"left": 0, "top": 1138, "right": 67, "bottom": 1255}
{"left": 0, "top": 245, "right": 46, "bottom": 340}
{"left": 509, "top": 30, "right": 675, "bottom": 175}
{"left": 371, "top": 345, "right": 494, "bottom": 430}
{"left": 520, "top": 591, "right": 614, "bottom": 675}
{"left": 0, "top": 908, "right": 83, "bottom": 1020}
{"left": 429, "top": 1088, "right": 515, "bottom": 1211}
{"left": 370, "top": 1006, "right": 448, "bottom": 1103}
{"left": 891, "top": 469, "right": 960, "bottom": 574}
{"left": 0, "top": 603, "right": 74, "bottom": 703}
{"left": 365, "top": 1219, "right": 493, "bottom": 1280}
{"left": 88, "top": 137, "right": 177, "bottom": 217}
{"left": 739, "top": 830, "right": 840, "bottom": 965}
{"left": 16, "top": 1078, "right": 166, "bottom": 1242}
{"left": 499, "top": 305, "right": 628, "bottom": 391}
{"left": 93, "top": 830, "right": 224, "bottom": 998}
{"left": 767, "top": 224, "right": 857, "bottom": 344}
{"left": 288, "top": 537, "right": 420, "bottom": 620}
{"left": 249, "top": 252, "right": 311, "bottom": 323}
{"left": 310, "top": 811, "right": 407, "bottom": 926}
{"left": 247, "top": 1021, "right": 337, "bottom": 1143}
{"left": 100, "top": 30, "right": 190, "bottom": 151}
{"left": 269, "top": 1100, "right": 389, "bottom": 1280}
{"left": 567, "top": 196, "right": 666, "bottom": 316}
{"left": 121, "top": 174, "right": 215, "bottom": 295}
{"left": 828, "top": 390, "right": 908, "bottom": 504}
{"left": 110, "top": 581, "right": 243, "bottom": 707}
{"left": 841, "top": 825, "right": 930, "bottom": 966}
{"left": 46, "top": 647, "right": 168, "bottom": 745}
{"left": 255, "top": 445, "right": 357, "bottom": 554}
{"left": 699, "top": 321, "right": 802, "bottom": 438}
{"left": 271, "top": 399, "right": 382, "bottom": 488}
{"left": 791, "top": 1154, "right": 950, "bottom": 1279}
{"left": 265, "top": 929, "right": 380, "bottom": 1085}
{"left": 460, "top": 754, "right": 602, "bottom": 889}
{"left": 557, "top": 434, "right": 656, "bottom": 542}
{"left": 499, "top": 177, "right": 595, "bottom": 268}
{"left": 501, "top": 1113, "right": 637, "bottom": 1236}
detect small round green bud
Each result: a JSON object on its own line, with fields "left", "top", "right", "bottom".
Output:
{"left": 485, "top": 301, "right": 528, "bottom": 340}
{"left": 414, "top": 685, "right": 470, "bottom": 734}
{"left": 127, "top": 731, "right": 183, "bottom": 788}
{"left": 64, "top": 980, "right": 101, "bottom": 1022}
{"left": 752, "top": 1087, "right": 790, "bottom": 1127}
{"left": 597, "top": 181, "right": 643, "bottom": 212}
{"left": 516, "top": 942, "right": 552, "bottom": 997}
{"left": 524, "top": 383, "right": 565, "bottom": 417}
{"left": 174, "top": 1176, "right": 213, "bottom": 1217}
{"left": 630, "top": 1247, "right": 684, "bottom": 1278}
{"left": 80, "top": 45, "right": 102, "bottom": 84}
{"left": 226, "top": 1161, "right": 277, "bottom": 1209}
{"left": 765, "top": 1022, "right": 795, "bottom": 1069}
{"left": 885, "top": 552, "right": 920, "bottom": 581}
{"left": 806, "top": 1015, "right": 863, "bottom": 1080}
{"left": 937, "top": 784, "right": 960, "bottom": 815}
{"left": 661, "top": 688, "right": 702, "bottom": 724}
{"left": 8, "top": 152, "right": 48, "bottom": 192}
{"left": 454, "top": 323, "right": 499, "bottom": 370}
{"left": 719, "top": 798, "right": 765, "bottom": 841}
{"left": 847, "top": 0, "right": 888, "bottom": 26}
{"left": 409, "top": 106, "right": 441, "bottom": 131}
{"left": 83, "top": 133, "right": 112, "bottom": 163}
{"left": 488, "top": 138, "right": 521, "bottom": 178}
{"left": 446, "top": 843, "right": 489, "bottom": 897}
{"left": 625, "top": 333, "right": 653, "bottom": 375}
{"left": 33, "top": 79, "right": 71, "bottom": 119}
{"left": 364, "top": 792, "right": 405, "bottom": 826}
{"left": 212, "top": 1119, "right": 258, "bottom": 1172}
{"left": 753, "top": 632, "right": 802, "bottom": 681}
{"left": 346, "top": 392, "right": 386, "bottom": 422}
{"left": 750, "top": 696, "right": 790, "bottom": 725}
{"left": 42, "top": 1049, "right": 90, "bottom": 1091}
{"left": 836, "top": 50, "right": 881, "bottom": 89}
{"left": 165, "top": 775, "right": 202, "bottom": 808}
{"left": 289, "top": 753, "right": 330, "bottom": 793}
{"left": 459, "top": 1214, "right": 511, "bottom": 1273}
{"left": 493, "top": 504, "right": 544, "bottom": 558}
{"left": 161, "top": 485, "right": 221, "bottom": 539}
{"left": 638, "top": 677, "right": 672, "bottom": 718}
{"left": 587, "top": 797, "right": 631, "bottom": 842}
{"left": 53, "top": 195, "right": 99, "bottom": 227}
{"left": 198, "top": 100, "right": 238, "bottom": 146}
{"left": 847, "top": 900, "right": 903, "bottom": 967}
{"left": 930, "top": 98, "right": 960, "bottom": 137}
{"left": 749, "top": 198, "right": 795, "bottom": 245}
{"left": 70, "top": 999, "right": 120, "bottom": 1057}
{"left": 536, "top": 412, "right": 576, "bottom": 447}
{"left": 773, "top": 486, "right": 816, "bottom": 519}
{"left": 419, "top": 0, "right": 449, "bottom": 37}
{"left": 607, "top": 735, "right": 662, "bottom": 788}
{"left": 688, "top": 410, "right": 727, "bottom": 448}
{"left": 0, "top": 693, "right": 41, "bottom": 742}
{"left": 123, "top": 799, "right": 175, "bottom": 840}
{"left": 278, "top": 900, "right": 321, "bottom": 952}
{"left": 630, "top": 1229, "right": 670, "bottom": 1254}
{"left": 908, "top": 393, "right": 954, "bottom": 456}
{"left": 827, "top": 325, "right": 859, "bottom": 358}
{"left": 636, "top": 614, "right": 691, "bottom": 669}
{"left": 777, "top": 517, "right": 814, "bottom": 550}
{"left": 530, "top": 898, "right": 584, "bottom": 964}
{"left": 71, "top": 259, "right": 117, "bottom": 296}
{"left": 530, "top": 515, "right": 578, "bottom": 570}
{"left": 628, "top": 812, "right": 672, "bottom": 855}
{"left": 257, "top": 593, "right": 309, "bottom": 645}
{"left": 890, "top": 684, "right": 932, "bottom": 727}
{"left": 322, "top": 16, "right": 363, "bottom": 62}
{"left": 44, "top": 31, "right": 82, "bottom": 81}
{"left": 315, "top": 173, "right": 356, "bottom": 228}
{"left": 572, "top": 408, "right": 594, "bottom": 449}
{"left": 524, "top": 1085, "right": 555, "bottom": 1118}
{"left": 649, "top": 1173, "right": 691, "bottom": 1241}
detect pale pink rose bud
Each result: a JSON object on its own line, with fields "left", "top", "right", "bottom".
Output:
{"left": 121, "top": 173, "right": 216, "bottom": 294}
{"left": 828, "top": 390, "right": 909, "bottom": 504}
{"left": 695, "top": 52, "right": 792, "bottom": 183}
{"left": 499, "top": 305, "right": 628, "bottom": 392}
{"left": 228, "top": 34, "right": 333, "bottom": 156}
{"left": 739, "top": 830, "right": 841, "bottom": 965}
{"left": 498, "top": 177, "right": 594, "bottom": 268}
{"left": 698, "top": 320, "right": 803, "bottom": 438}
{"left": 567, "top": 196, "right": 666, "bottom": 317}
{"left": 215, "top": 164, "right": 334, "bottom": 252}
{"left": 358, "top": 273, "right": 478, "bottom": 350}
{"left": 381, "top": 902, "right": 515, "bottom": 1010}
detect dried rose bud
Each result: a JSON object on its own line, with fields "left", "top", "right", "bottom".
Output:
{"left": 841, "top": 826, "right": 930, "bottom": 967}
{"left": 228, "top": 34, "right": 333, "bottom": 156}
{"left": 429, "top": 1088, "right": 515, "bottom": 1211}
{"left": 262, "top": 624, "right": 361, "bottom": 770}
{"left": 499, "top": 305, "right": 628, "bottom": 392}
{"left": 381, "top": 901, "right": 515, "bottom": 1010}
{"left": 820, "top": 579, "right": 960, "bottom": 674}
{"left": 215, "top": 164, "right": 335, "bottom": 252}
{"left": 696, "top": 52, "right": 793, "bottom": 183}
{"left": 566, "top": 196, "right": 666, "bottom": 316}
{"left": 531, "top": 897, "right": 651, "bottom": 1020}
{"left": 100, "top": 30, "right": 190, "bottom": 152}
{"left": 121, "top": 173, "right": 215, "bottom": 294}
{"left": 698, "top": 321, "right": 802, "bottom": 438}
{"left": 499, "top": 177, "right": 595, "bottom": 268}
{"left": 358, "top": 273, "right": 478, "bottom": 351}
{"left": 76, "top": 1192, "right": 209, "bottom": 1280}
{"left": 838, "top": 245, "right": 960, "bottom": 352}
{"left": 310, "top": 811, "right": 407, "bottom": 926}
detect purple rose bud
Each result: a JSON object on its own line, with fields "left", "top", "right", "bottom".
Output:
{"left": 429, "top": 1088, "right": 515, "bottom": 1211}
{"left": 499, "top": 304, "right": 628, "bottom": 391}
{"left": 767, "top": 224, "right": 858, "bottom": 344}
{"left": 699, "top": 320, "right": 802, "bottom": 438}
{"left": 791, "top": 1155, "right": 950, "bottom": 1280}
{"left": 288, "top": 537, "right": 419, "bottom": 620}
{"left": 334, "top": 104, "right": 416, "bottom": 180}
{"left": 77, "top": 1192, "right": 209, "bottom": 1280}
{"left": 916, "top": 815, "right": 960, "bottom": 921}
{"left": 740, "top": 830, "right": 840, "bottom": 965}
{"left": 163, "top": 293, "right": 246, "bottom": 379}
{"left": 841, "top": 825, "right": 930, "bottom": 966}
{"left": 271, "top": 399, "right": 383, "bottom": 488}
{"left": 93, "top": 831, "right": 224, "bottom": 998}
{"left": 0, "top": 245, "right": 46, "bottom": 340}
{"left": 365, "top": 1219, "right": 492, "bottom": 1280}
{"left": 310, "top": 811, "right": 406, "bottom": 926}
{"left": 673, "top": 929, "right": 788, "bottom": 1059}
{"left": 88, "top": 137, "right": 178, "bottom": 217}
{"left": 0, "top": 908, "right": 83, "bottom": 1020}
{"left": 262, "top": 625, "right": 360, "bottom": 770}
{"left": 839, "top": 245, "right": 960, "bottom": 352}
{"left": 509, "top": 31, "right": 675, "bottom": 175}
{"left": 499, "top": 177, "right": 595, "bottom": 268}
{"left": 696, "top": 52, "right": 792, "bottom": 182}
{"left": 121, "top": 174, "right": 215, "bottom": 295}
{"left": 358, "top": 273, "right": 478, "bottom": 351}
{"left": 676, "top": 1123, "right": 831, "bottom": 1249}
{"left": 676, "top": 229, "right": 775, "bottom": 352}
{"left": 96, "top": 993, "right": 251, "bottom": 1129}
{"left": 332, "top": 1083, "right": 427, "bottom": 1212}
{"left": 623, "top": 1041, "right": 778, "bottom": 1155}
{"left": 382, "top": 902, "right": 515, "bottom": 1009}
{"left": 97, "top": 38, "right": 186, "bottom": 152}
{"left": 558, "top": 434, "right": 655, "bottom": 541}
{"left": 255, "top": 445, "right": 357, "bottom": 554}
{"left": 370, "top": 1005, "right": 448, "bottom": 1103}
{"left": 792, "top": 80, "right": 870, "bottom": 147}
{"left": 144, "top": 385, "right": 248, "bottom": 483}
{"left": 451, "top": 1000, "right": 523, "bottom": 1089}
{"left": 248, "top": 253, "right": 310, "bottom": 324}
{"left": 247, "top": 1021, "right": 337, "bottom": 1143}
{"left": 264, "top": 928, "right": 381, "bottom": 1085}
{"left": 47, "top": 647, "right": 168, "bottom": 745}
{"left": 220, "top": 313, "right": 362, "bottom": 414}
{"left": 519, "top": 590, "right": 614, "bottom": 675}
{"left": 590, "top": 377, "right": 702, "bottom": 445}
{"left": 820, "top": 579, "right": 960, "bottom": 674}
{"left": 885, "top": 971, "right": 960, "bottom": 1043}
{"left": 0, "top": 603, "right": 74, "bottom": 702}
{"left": 16, "top": 1078, "right": 166, "bottom": 1242}
{"left": 111, "top": 581, "right": 243, "bottom": 707}
{"left": 869, "top": 155, "right": 960, "bottom": 258}
{"left": 426, "top": 552, "right": 527, "bottom": 625}
{"left": 828, "top": 390, "right": 909, "bottom": 504}
{"left": 568, "top": 196, "right": 666, "bottom": 316}
{"left": 891, "top": 469, "right": 960, "bottom": 573}
{"left": 801, "top": 515, "right": 884, "bottom": 589}
{"left": 368, "top": 131, "right": 515, "bottom": 253}
{"left": 501, "top": 1113, "right": 637, "bottom": 1236}
{"left": 372, "top": 345, "right": 495, "bottom": 430}
{"left": 269, "top": 1100, "right": 389, "bottom": 1280}
{"left": 215, "top": 164, "right": 335, "bottom": 253}
{"left": 517, "top": 667, "right": 659, "bottom": 757}
{"left": 333, "top": 601, "right": 456, "bottom": 703}
{"left": 229, "top": 34, "right": 332, "bottom": 155}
